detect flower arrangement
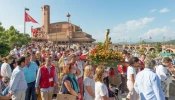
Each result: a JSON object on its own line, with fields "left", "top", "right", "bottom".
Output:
{"left": 89, "top": 42, "right": 123, "bottom": 66}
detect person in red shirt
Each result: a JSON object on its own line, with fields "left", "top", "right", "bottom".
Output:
{"left": 138, "top": 54, "right": 146, "bottom": 72}
{"left": 35, "top": 56, "right": 58, "bottom": 100}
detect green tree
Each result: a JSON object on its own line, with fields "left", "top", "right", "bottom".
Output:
{"left": 141, "top": 40, "right": 146, "bottom": 44}
{"left": 154, "top": 42, "right": 162, "bottom": 53}
{"left": 0, "top": 23, "right": 10, "bottom": 56}
{"left": 0, "top": 41, "right": 10, "bottom": 56}
{"left": 0, "top": 22, "right": 31, "bottom": 57}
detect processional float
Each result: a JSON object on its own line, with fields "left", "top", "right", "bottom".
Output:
{"left": 86, "top": 29, "right": 128, "bottom": 67}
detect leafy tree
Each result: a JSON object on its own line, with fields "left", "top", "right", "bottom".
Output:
{"left": 147, "top": 42, "right": 162, "bottom": 58}
{"left": 147, "top": 52, "right": 157, "bottom": 58}
{"left": 154, "top": 42, "right": 162, "bottom": 53}
{"left": 0, "top": 22, "right": 31, "bottom": 57}
{"left": 141, "top": 40, "right": 146, "bottom": 44}
{"left": 0, "top": 41, "right": 10, "bottom": 56}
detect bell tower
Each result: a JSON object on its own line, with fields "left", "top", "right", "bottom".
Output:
{"left": 41, "top": 5, "right": 50, "bottom": 34}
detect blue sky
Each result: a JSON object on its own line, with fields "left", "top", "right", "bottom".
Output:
{"left": 1, "top": 0, "right": 175, "bottom": 43}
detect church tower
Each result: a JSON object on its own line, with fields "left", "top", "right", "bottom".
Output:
{"left": 41, "top": 5, "right": 50, "bottom": 34}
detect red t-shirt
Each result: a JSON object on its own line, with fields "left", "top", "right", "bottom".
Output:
{"left": 118, "top": 65, "right": 127, "bottom": 73}
{"left": 109, "top": 70, "right": 115, "bottom": 76}
{"left": 139, "top": 60, "right": 145, "bottom": 71}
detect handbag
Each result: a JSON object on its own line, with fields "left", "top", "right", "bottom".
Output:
{"left": 57, "top": 94, "right": 76, "bottom": 100}
{"left": 57, "top": 76, "right": 76, "bottom": 100}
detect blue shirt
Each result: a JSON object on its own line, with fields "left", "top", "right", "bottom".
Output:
{"left": 23, "top": 62, "right": 38, "bottom": 83}
{"left": 9, "top": 66, "right": 27, "bottom": 94}
{"left": 35, "top": 67, "right": 58, "bottom": 92}
{"left": 0, "top": 62, "right": 2, "bottom": 69}
{"left": 134, "top": 68, "right": 165, "bottom": 100}
{"left": 172, "top": 60, "right": 175, "bottom": 65}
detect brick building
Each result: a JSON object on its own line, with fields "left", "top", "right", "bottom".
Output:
{"left": 32, "top": 5, "right": 95, "bottom": 43}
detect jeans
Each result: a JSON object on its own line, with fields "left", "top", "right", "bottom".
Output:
{"left": 118, "top": 74, "right": 127, "bottom": 93}
{"left": 0, "top": 85, "right": 9, "bottom": 96}
{"left": 165, "top": 97, "right": 168, "bottom": 100}
{"left": 25, "top": 81, "right": 37, "bottom": 100}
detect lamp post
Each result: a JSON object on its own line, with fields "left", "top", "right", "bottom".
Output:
{"left": 55, "top": 24, "right": 58, "bottom": 45}
{"left": 24, "top": 8, "right": 29, "bottom": 34}
{"left": 140, "top": 38, "right": 142, "bottom": 44}
{"left": 169, "top": 38, "right": 171, "bottom": 47}
{"left": 66, "top": 13, "right": 71, "bottom": 49}
{"left": 163, "top": 36, "right": 165, "bottom": 45}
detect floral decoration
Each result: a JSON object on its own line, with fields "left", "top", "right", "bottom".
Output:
{"left": 89, "top": 42, "right": 123, "bottom": 63}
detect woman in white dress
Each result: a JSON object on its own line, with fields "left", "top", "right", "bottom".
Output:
{"left": 83, "top": 65, "right": 95, "bottom": 100}
{"left": 126, "top": 57, "right": 140, "bottom": 100}
{"left": 94, "top": 66, "right": 114, "bottom": 100}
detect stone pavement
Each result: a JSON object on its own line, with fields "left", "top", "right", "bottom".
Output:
{"left": 119, "top": 93, "right": 175, "bottom": 100}
{"left": 53, "top": 94, "right": 175, "bottom": 100}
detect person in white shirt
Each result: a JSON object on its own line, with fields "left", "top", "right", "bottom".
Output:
{"left": 126, "top": 57, "right": 140, "bottom": 100}
{"left": 134, "top": 58, "right": 165, "bottom": 100}
{"left": 1, "top": 56, "right": 13, "bottom": 79}
{"left": 156, "top": 57, "right": 173, "bottom": 100}
{"left": 13, "top": 46, "right": 18, "bottom": 55}
{"left": 94, "top": 66, "right": 114, "bottom": 100}
{"left": 84, "top": 65, "right": 95, "bottom": 100}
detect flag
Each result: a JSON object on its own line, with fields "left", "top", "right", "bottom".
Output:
{"left": 33, "top": 33, "right": 38, "bottom": 37}
{"left": 31, "top": 28, "right": 38, "bottom": 33}
{"left": 25, "top": 12, "right": 38, "bottom": 23}
{"left": 25, "top": 8, "right": 29, "bottom": 11}
{"left": 31, "top": 27, "right": 38, "bottom": 37}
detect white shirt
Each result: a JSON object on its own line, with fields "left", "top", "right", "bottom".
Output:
{"left": 13, "top": 48, "right": 18, "bottom": 55}
{"left": 156, "top": 65, "right": 167, "bottom": 81}
{"left": 156, "top": 65, "right": 173, "bottom": 97}
{"left": 127, "top": 66, "right": 136, "bottom": 80}
{"left": 1, "top": 62, "right": 12, "bottom": 78}
{"left": 76, "top": 61, "right": 83, "bottom": 78}
{"left": 125, "top": 58, "right": 129, "bottom": 62}
{"left": 82, "top": 50, "right": 87, "bottom": 54}
{"left": 84, "top": 77, "right": 95, "bottom": 100}
{"left": 95, "top": 82, "right": 108, "bottom": 100}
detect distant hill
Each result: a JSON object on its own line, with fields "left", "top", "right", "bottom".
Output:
{"left": 165, "top": 39, "right": 175, "bottom": 45}
{"left": 99, "top": 39, "right": 175, "bottom": 45}
{"left": 133, "top": 39, "right": 175, "bottom": 45}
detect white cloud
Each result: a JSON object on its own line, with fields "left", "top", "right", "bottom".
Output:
{"left": 159, "top": 8, "right": 170, "bottom": 13}
{"left": 150, "top": 9, "right": 157, "bottom": 12}
{"left": 113, "top": 17, "right": 154, "bottom": 34}
{"left": 171, "top": 19, "right": 175, "bottom": 22}
{"left": 141, "top": 26, "right": 175, "bottom": 38}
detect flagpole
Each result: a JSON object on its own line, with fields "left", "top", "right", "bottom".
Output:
{"left": 24, "top": 8, "right": 26, "bottom": 34}
{"left": 24, "top": 8, "right": 29, "bottom": 34}
{"left": 31, "top": 26, "right": 33, "bottom": 38}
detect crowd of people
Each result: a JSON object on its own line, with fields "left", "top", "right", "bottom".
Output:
{"left": 0, "top": 41, "right": 174, "bottom": 100}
